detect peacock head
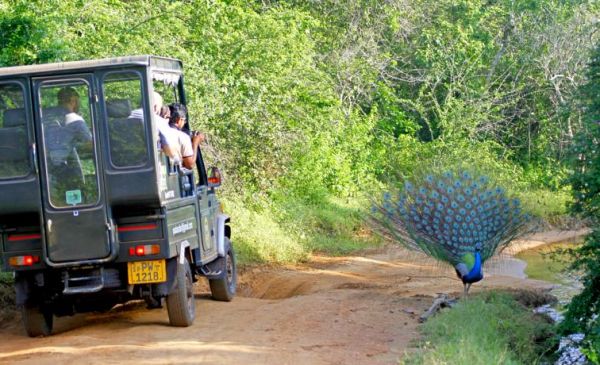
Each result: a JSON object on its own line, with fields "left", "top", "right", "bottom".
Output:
{"left": 474, "top": 242, "right": 482, "bottom": 252}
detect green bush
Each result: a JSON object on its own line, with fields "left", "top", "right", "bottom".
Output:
{"left": 562, "top": 42, "right": 600, "bottom": 361}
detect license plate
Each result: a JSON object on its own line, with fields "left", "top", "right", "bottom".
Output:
{"left": 127, "top": 260, "right": 166, "bottom": 284}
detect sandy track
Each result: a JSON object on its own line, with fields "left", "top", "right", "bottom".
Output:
{"left": 0, "top": 230, "right": 586, "bottom": 365}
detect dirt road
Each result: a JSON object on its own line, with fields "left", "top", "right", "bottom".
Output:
{"left": 0, "top": 230, "right": 586, "bottom": 365}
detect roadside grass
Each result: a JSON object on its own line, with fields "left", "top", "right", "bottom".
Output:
{"left": 401, "top": 291, "right": 557, "bottom": 365}
{"left": 276, "top": 195, "right": 381, "bottom": 256}
{"left": 225, "top": 198, "right": 308, "bottom": 264}
{"left": 224, "top": 193, "right": 381, "bottom": 265}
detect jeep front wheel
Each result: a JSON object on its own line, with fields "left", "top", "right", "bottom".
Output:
{"left": 209, "top": 238, "right": 237, "bottom": 302}
{"left": 166, "top": 257, "right": 196, "bottom": 326}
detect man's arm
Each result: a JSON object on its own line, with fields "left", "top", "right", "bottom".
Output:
{"left": 182, "top": 133, "right": 204, "bottom": 169}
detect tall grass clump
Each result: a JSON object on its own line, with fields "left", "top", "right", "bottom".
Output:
{"left": 275, "top": 194, "right": 382, "bottom": 256}
{"left": 402, "top": 292, "right": 556, "bottom": 364}
{"left": 223, "top": 192, "right": 381, "bottom": 266}
{"left": 224, "top": 198, "right": 308, "bottom": 264}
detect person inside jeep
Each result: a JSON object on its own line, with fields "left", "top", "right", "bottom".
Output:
{"left": 167, "top": 103, "right": 204, "bottom": 170}
{"left": 45, "top": 87, "right": 92, "bottom": 183}
{"left": 128, "top": 91, "right": 176, "bottom": 158}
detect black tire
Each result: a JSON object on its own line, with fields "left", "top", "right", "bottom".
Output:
{"left": 22, "top": 304, "right": 53, "bottom": 337}
{"left": 209, "top": 238, "right": 237, "bottom": 302}
{"left": 166, "top": 257, "right": 196, "bottom": 327}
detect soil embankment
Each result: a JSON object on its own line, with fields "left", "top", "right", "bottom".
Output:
{"left": 0, "top": 230, "right": 587, "bottom": 365}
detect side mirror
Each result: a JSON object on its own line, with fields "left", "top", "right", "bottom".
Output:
{"left": 207, "top": 167, "right": 222, "bottom": 187}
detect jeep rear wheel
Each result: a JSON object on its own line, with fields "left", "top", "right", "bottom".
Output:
{"left": 22, "top": 304, "right": 53, "bottom": 337}
{"left": 209, "top": 238, "right": 237, "bottom": 302}
{"left": 166, "top": 257, "right": 195, "bottom": 326}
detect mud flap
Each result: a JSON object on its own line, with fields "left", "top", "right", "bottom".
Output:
{"left": 14, "top": 273, "right": 31, "bottom": 306}
{"left": 14, "top": 272, "right": 45, "bottom": 306}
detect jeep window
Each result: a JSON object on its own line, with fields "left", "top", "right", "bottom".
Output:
{"left": 0, "top": 82, "right": 30, "bottom": 179}
{"left": 153, "top": 74, "right": 179, "bottom": 108}
{"left": 103, "top": 72, "right": 148, "bottom": 167}
{"left": 39, "top": 80, "right": 99, "bottom": 208}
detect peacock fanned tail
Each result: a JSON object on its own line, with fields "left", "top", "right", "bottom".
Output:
{"left": 371, "top": 170, "right": 531, "bottom": 267}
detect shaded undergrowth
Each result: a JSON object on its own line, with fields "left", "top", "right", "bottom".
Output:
{"left": 0, "top": 271, "right": 15, "bottom": 324}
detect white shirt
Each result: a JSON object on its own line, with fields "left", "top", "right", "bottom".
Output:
{"left": 171, "top": 128, "right": 194, "bottom": 162}
{"left": 129, "top": 108, "right": 176, "bottom": 149}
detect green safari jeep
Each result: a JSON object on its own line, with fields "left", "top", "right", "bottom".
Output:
{"left": 0, "top": 55, "right": 237, "bottom": 336}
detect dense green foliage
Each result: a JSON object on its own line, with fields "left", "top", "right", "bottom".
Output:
{"left": 0, "top": 1, "right": 597, "bottom": 263}
{"left": 563, "top": 42, "right": 600, "bottom": 362}
{"left": 401, "top": 292, "right": 556, "bottom": 364}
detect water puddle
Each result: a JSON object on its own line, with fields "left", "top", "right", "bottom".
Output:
{"left": 515, "top": 242, "right": 583, "bottom": 304}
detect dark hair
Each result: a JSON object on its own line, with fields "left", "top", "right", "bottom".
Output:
{"left": 168, "top": 103, "right": 187, "bottom": 126}
{"left": 160, "top": 105, "right": 170, "bottom": 119}
{"left": 57, "top": 87, "right": 79, "bottom": 105}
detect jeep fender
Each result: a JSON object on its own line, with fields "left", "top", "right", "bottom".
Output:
{"left": 216, "top": 214, "right": 230, "bottom": 257}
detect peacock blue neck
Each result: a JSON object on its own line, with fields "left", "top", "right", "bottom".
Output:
{"left": 462, "top": 251, "right": 483, "bottom": 284}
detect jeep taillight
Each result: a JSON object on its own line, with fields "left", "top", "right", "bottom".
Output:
{"left": 9, "top": 255, "right": 40, "bottom": 267}
{"left": 128, "top": 244, "right": 160, "bottom": 256}
{"left": 7, "top": 233, "right": 41, "bottom": 241}
{"left": 118, "top": 224, "right": 158, "bottom": 232}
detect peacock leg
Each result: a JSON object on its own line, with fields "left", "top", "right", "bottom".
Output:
{"left": 463, "top": 283, "right": 468, "bottom": 297}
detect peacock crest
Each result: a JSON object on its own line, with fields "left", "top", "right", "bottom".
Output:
{"left": 371, "top": 170, "right": 532, "bottom": 294}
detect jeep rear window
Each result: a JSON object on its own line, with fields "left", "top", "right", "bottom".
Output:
{"left": 0, "top": 82, "right": 30, "bottom": 179}
{"left": 103, "top": 72, "right": 148, "bottom": 168}
{"left": 39, "top": 79, "right": 100, "bottom": 208}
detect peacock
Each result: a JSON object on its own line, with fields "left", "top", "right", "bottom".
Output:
{"left": 371, "top": 170, "right": 531, "bottom": 295}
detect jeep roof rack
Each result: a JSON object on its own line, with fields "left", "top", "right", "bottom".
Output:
{"left": 0, "top": 55, "right": 182, "bottom": 77}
